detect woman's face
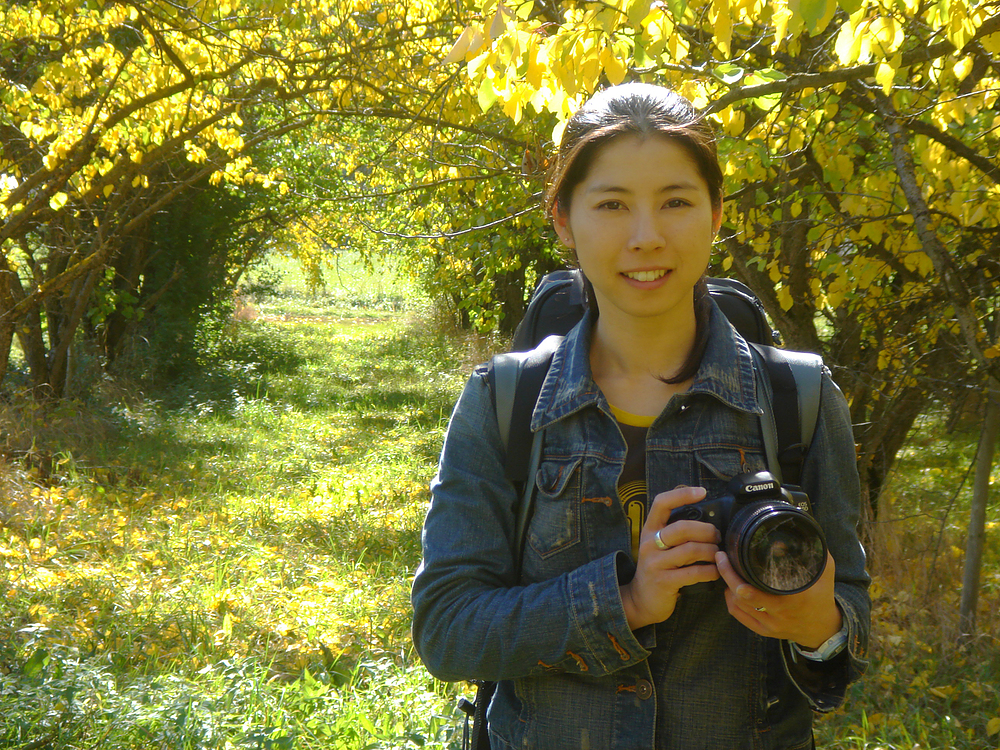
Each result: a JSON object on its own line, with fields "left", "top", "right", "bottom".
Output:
{"left": 553, "top": 134, "right": 721, "bottom": 328}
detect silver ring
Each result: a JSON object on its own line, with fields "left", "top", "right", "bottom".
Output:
{"left": 755, "top": 606, "right": 767, "bottom": 613}
{"left": 654, "top": 529, "right": 669, "bottom": 550}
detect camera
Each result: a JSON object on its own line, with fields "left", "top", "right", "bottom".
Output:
{"left": 667, "top": 471, "right": 827, "bottom": 595}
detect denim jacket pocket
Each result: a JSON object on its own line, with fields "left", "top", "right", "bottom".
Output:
{"left": 528, "top": 457, "right": 583, "bottom": 560}
{"left": 695, "top": 448, "right": 765, "bottom": 497}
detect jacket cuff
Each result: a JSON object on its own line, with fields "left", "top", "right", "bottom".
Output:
{"left": 564, "top": 551, "right": 651, "bottom": 675}
{"left": 780, "top": 594, "right": 869, "bottom": 712}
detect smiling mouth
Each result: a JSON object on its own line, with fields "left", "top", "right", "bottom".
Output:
{"left": 623, "top": 269, "right": 669, "bottom": 282}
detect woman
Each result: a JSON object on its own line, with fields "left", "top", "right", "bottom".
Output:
{"left": 412, "top": 82, "right": 870, "bottom": 750}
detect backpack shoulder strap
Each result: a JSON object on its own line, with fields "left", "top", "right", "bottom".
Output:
{"left": 750, "top": 343, "right": 824, "bottom": 488}
{"left": 467, "top": 340, "right": 560, "bottom": 750}
{"left": 489, "top": 334, "right": 562, "bottom": 482}
{"left": 510, "top": 271, "right": 586, "bottom": 352}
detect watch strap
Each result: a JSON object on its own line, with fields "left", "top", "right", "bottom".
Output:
{"left": 792, "top": 623, "right": 847, "bottom": 662}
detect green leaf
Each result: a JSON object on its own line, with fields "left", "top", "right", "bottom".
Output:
{"left": 358, "top": 711, "right": 380, "bottom": 736}
{"left": 477, "top": 78, "right": 499, "bottom": 113}
{"left": 754, "top": 67, "right": 788, "bottom": 82}
{"left": 714, "top": 63, "right": 745, "bottom": 84}
{"left": 800, "top": 0, "right": 834, "bottom": 33}
{"left": 838, "top": 0, "right": 863, "bottom": 12}
{"left": 626, "top": 0, "right": 650, "bottom": 28}
{"left": 23, "top": 647, "right": 49, "bottom": 678}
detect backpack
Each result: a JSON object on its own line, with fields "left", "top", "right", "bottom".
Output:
{"left": 458, "top": 269, "right": 825, "bottom": 750}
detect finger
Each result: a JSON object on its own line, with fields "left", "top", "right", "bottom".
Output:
{"left": 646, "top": 485, "right": 707, "bottom": 529}
{"left": 647, "top": 542, "right": 720, "bottom": 570}
{"left": 715, "top": 552, "right": 764, "bottom": 609}
{"left": 647, "top": 520, "right": 720, "bottom": 551}
{"left": 716, "top": 552, "right": 781, "bottom": 618}
{"left": 723, "top": 586, "right": 770, "bottom": 631}
{"left": 666, "top": 558, "right": 721, "bottom": 589}
{"left": 714, "top": 550, "right": 746, "bottom": 591}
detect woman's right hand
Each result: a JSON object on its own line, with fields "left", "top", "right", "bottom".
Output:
{"left": 619, "top": 485, "right": 721, "bottom": 630}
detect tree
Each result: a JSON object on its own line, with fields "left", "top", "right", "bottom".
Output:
{"left": 268, "top": 73, "right": 563, "bottom": 334}
{"left": 438, "top": 0, "right": 1000, "bottom": 623}
{"left": 0, "top": 0, "right": 471, "bottom": 394}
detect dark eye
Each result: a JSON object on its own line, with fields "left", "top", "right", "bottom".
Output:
{"left": 599, "top": 200, "right": 625, "bottom": 210}
{"left": 664, "top": 198, "right": 690, "bottom": 208}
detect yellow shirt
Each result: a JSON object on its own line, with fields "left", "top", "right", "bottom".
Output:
{"left": 610, "top": 405, "right": 655, "bottom": 558}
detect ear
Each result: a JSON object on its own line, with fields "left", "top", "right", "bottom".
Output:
{"left": 552, "top": 203, "right": 575, "bottom": 249}
{"left": 712, "top": 202, "right": 723, "bottom": 237}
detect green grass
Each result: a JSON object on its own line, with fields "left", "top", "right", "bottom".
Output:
{"left": 1, "top": 254, "right": 998, "bottom": 749}
{"left": 0, "top": 256, "right": 491, "bottom": 749}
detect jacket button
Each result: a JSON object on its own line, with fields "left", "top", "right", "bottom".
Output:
{"left": 636, "top": 679, "right": 653, "bottom": 700}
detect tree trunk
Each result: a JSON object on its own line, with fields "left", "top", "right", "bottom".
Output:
{"left": 0, "top": 317, "right": 12, "bottom": 389}
{"left": 959, "top": 381, "right": 1000, "bottom": 637}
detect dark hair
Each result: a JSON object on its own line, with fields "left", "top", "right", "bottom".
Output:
{"left": 545, "top": 83, "right": 722, "bottom": 384}
{"left": 544, "top": 83, "right": 724, "bottom": 217}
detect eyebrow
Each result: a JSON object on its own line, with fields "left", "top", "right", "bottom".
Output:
{"left": 586, "top": 182, "right": 701, "bottom": 194}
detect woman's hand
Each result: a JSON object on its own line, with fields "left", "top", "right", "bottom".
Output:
{"left": 620, "top": 485, "right": 721, "bottom": 630}
{"left": 715, "top": 550, "right": 842, "bottom": 650}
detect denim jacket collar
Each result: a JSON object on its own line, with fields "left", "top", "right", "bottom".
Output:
{"left": 531, "top": 300, "right": 761, "bottom": 432}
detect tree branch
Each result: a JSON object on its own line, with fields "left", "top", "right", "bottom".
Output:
{"left": 873, "top": 91, "right": 999, "bottom": 380}
{"left": 702, "top": 12, "right": 1000, "bottom": 115}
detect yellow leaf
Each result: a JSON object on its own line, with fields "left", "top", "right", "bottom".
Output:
{"left": 489, "top": 3, "right": 509, "bottom": 40}
{"left": 875, "top": 61, "right": 895, "bottom": 95}
{"left": 601, "top": 45, "right": 628, "bottom": 85}
{"left": 710, "top": 0, "right": 732, "bottom": 56}
{"left": 834, "top": 21, "right": 857, "bottom": 64}
{"left": 777, "top": 285, "right": 793, "bottom": 311}
{"left": 834, "top": 154, "right": 854, "bottom": 183}
{"left": 953, "top": 55, "right": 973, "bottom": 81}
{"left": 982, "top": 32, "right": 1000, "bottom": 55}
{"left": 552, "top": 119, "right": 567, "bottom": 147}
{"left": 986, "top": 716, "right": 1000, "bottom": 736}
{"left": 376, "top": 10, "right": 387, "bottom": 24}
{"left": 49, "top": 192, "right": 68, "bottom": 210}
{"left": 103, "top": 183, "right": 114, "bottom": 198}
{"left": 772, "top": 7, "right": 791, "bottom": 52}
{"left": 443, "top": 26, "right": 474, "bottom": 64}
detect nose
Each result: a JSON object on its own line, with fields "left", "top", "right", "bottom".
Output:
{"left": 629, "top": 208, "right": 666, "bottom": 252}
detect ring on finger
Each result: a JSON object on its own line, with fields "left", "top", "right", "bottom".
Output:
{"left": 754, "top": 606, "right": 767, "bottom": 613}
{"left": 654, "top": 528, "right": 669, "bottom": 550}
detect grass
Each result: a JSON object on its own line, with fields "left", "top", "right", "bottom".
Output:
{"left": 1, "top": 254, "right": 998, "bottom": 749}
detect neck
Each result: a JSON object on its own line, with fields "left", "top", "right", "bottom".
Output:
{"left": 590, "top": 302, "right": 699, "bottom": 383}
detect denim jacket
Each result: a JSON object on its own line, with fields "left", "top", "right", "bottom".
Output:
{"left": 412, "top": 303, "right": 870, "bottom": 750}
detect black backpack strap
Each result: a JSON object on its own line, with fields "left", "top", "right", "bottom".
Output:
{"left": 707, "top": 278, "right": 780, "bottom": 346}
{"left": 459, "top": 679, "right": 495, "bottom": 750}
{"left": 489, "top": 334, "right": 562, "bottom": 483}
{"left": 469, "top": 337, "right": 560, "bottom": 750}
{"left": 750, "top": 343, "right": 824, "bottom": 487}
{"left": 511, "top": 270, "right": 586, "bottom": 352}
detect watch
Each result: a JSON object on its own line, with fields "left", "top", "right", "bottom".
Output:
{"left": 792, "top": 623, "right": 848, "bottom": 662}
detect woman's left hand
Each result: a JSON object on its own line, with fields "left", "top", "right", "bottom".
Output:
{"left": 715, "top": 550, "right": 841, "bottom": 650}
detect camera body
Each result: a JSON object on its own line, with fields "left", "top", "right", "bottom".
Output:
{"left": 668, "top": 471, "right": 828, "bottom": 595}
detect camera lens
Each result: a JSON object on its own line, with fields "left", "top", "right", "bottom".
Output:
{"left": 726, "top": 503, "right": 827, "bottom": 595}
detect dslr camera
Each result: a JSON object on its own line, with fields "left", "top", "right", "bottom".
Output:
{"left": 667, "top": 471, "right": 827, "bottom": 595}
